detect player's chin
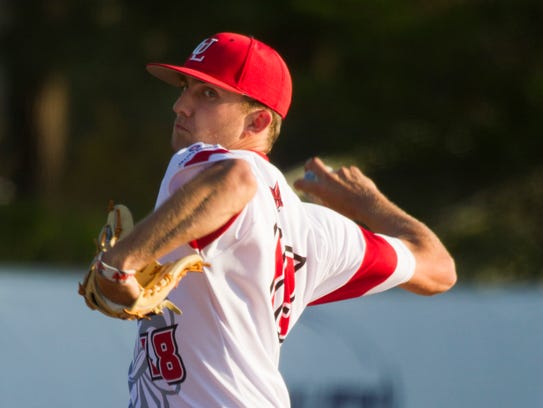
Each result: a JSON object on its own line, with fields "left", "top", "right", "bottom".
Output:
{"left": 171, "top": 134, "right": 192, "bottom": 152}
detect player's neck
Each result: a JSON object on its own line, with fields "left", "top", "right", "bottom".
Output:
{"left": 226, "top": 134, "right": 270, "bottom": 154}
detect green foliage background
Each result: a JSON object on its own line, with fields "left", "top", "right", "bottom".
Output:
{"left": 0, "top": 0, "right": 542, "bottom": 285}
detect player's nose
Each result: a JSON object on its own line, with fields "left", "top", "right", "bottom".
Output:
{"left": 172, "top": 90, "right": 192, "bottom": 117}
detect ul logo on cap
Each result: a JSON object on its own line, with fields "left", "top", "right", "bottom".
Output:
{"left": 189, "top": 38, "right": 219, "bottom": 62}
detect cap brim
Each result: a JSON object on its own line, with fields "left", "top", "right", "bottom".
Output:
{"left": 146, "top": 63, "right": 245, "bottom": 96}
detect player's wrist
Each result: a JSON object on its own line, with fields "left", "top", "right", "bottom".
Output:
{"left": 95, "top": 252, "right": 136, "bottom": 284}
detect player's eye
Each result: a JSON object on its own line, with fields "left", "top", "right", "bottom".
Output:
{"left": 178, "top": 78, "right": 188, "bottom": 92}
{"left": 203, "top": 88, "right": 218, "bottom": 98}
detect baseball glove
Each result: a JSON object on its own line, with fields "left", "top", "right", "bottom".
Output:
{"left": 79, "top": 201, "right": 207, "bottom": 320}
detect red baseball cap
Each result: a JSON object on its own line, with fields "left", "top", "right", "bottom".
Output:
{"left": 146, "top": 32, "right": 292, "bottom": 118}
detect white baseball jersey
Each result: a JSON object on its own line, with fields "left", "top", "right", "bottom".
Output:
{"left": 128, "top": 142, "right": 415, "bottom": 407}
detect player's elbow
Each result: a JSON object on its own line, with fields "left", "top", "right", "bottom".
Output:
{"left": 422, "top": 253, "right": 457, "bottom": 296}
{"left": 222, "top": 159, "right": 258, "bottom": 207}
{"left": 402, "top": 252, "right": 456, "bottom": 296}
{"left": 430, "top": 254, "right": 457, "bottom": 295}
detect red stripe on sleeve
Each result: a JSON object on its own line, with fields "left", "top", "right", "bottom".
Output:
{"left": 309, "top": 227, "right": 398, "bottom": 306}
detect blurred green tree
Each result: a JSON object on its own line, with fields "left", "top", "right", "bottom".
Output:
{"left": 0, "top": 0, "right": 541, "bottom": 283}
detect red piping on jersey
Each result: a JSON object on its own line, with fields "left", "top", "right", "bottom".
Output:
{"left": 189, "top": 213, "right": 240, "bottom": 250}
{"left": 249, "top": 150, "right": 269, "bottom": 161}
{"left": 184, "top": 148, "right": 230, "bottom": 166}
{"left": 309, "top": 227, "right": 398, "bottom": 305}
{"left": 185, "top": 148, "right": 269, "bottom": 167}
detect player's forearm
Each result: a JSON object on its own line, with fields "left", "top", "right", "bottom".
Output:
{"left": 330, "top": 183, "right": 456, "bottom": 295}
{"left": 295, "top": 157, "right": 456, "bottom": 295}
{"left": 111, "top": 159, "right": 255, "bottom": 267}
{"left": 98, "top": 159, "right": 257, "bottom": 304}
{"left": 358, "top": 191, "right": 456, "bottom": 295}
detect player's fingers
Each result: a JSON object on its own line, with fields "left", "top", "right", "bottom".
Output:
{"left": 293, "top": 174, "right": 315, "bottom": 192}
{"left": 294, "top": 158, "right": 319, "bottom": 191}
{"left": 294, "top": 157, "right": 333, "bottom": 193}
{"left": 303, "top": 157, "right": 329, "bottom": 175}
{"left": 304, "top": 157, "right": 335, "bottom": 181}
{"left": 293, "top": 170, "right": 319, "bottom": 193}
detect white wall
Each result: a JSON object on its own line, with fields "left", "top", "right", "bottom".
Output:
{"left": 281, "top": 287, "right": 543, "bottom": 408}
{"left": 1, "top": 266, "right": 541, "bottom": 408}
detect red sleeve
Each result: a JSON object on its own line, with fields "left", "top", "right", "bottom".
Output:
{"left": 309, "top": 227, "right": 398, "bottom": 306}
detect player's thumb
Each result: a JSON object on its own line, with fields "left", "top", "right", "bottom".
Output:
{"left": 293, "top": 176, "right": 314, "bottom": 193}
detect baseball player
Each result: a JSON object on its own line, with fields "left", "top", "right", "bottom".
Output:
{"left": 93, "top": 32, "right": 456, "bottom": 407}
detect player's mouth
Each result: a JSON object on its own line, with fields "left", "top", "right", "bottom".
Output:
{"left": 174, "top": 122, "right": 190, "bottom": 135}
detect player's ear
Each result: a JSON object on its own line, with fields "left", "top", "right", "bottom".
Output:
{"left": 244, "top": 109, "right": 272, "bottom": 135}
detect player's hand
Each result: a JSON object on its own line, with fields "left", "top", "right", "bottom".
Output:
{"left": 293, "top": 157, "right": 380, "bottom": 224}
{"left": 95, "top": 252, "right": 142, "bottom": 306}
